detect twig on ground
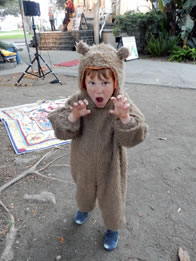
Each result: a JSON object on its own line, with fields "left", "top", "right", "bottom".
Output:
{"left": 0, "top": 200, "right": 17, "bottom": 261}
{"left": 47, "top": 164, "right": 70, "bottom": 168}
{"left": 0, "top": 148, "right": 72, "bottom": 195}
{"left": 38, "top": 154, "right": 69, "bottom": 172}
{"left": 0, "top": 148, "right": 73, "bottom": 260}
{"left": 0, "top": 229, "right": 8, "bottom": 236}
{"left": 178, "top": 247, "right": 191, "bottom": 261}
{"left": 34, "top": 172, "right": 73, "bottom": 184}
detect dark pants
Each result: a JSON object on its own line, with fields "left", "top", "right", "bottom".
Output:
{"left": 50, "top": 19, "right": 56, "bottom": 31}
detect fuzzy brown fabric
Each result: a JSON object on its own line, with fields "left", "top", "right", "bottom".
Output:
{"left": 76, "top": 41, "right": 129, "bottom": 95}
{"left": 48, "top": 41, "right": 148, "bottom": 230}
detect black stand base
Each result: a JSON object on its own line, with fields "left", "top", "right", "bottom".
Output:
{"left": 15, "top": 17, "right": 62, "bottom": 86}
{"left": 15, "top": 53, "right": 62, "bottom": 86}
{"left": 116, "top": 36, "right": 123, "bottom": 49}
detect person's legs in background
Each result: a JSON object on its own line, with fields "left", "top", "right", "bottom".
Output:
{"left": 7, "top": 43, "right": 21, "bottom": 64}
{"left": 52, "top": 20, "right": 56, "bottom": 31}
{"left": 51, "top": 20, "right": 56, "bottom": 31}
{"left": 50, "top": 20, "right": 53, "bottom": 31}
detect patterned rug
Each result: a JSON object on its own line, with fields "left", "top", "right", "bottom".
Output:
{"left": 0, "top": 99, "right": 71, "bottom": 154}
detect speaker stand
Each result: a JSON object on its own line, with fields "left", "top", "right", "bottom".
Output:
{"left": 15, "top": 17, "right": 62, "bottom": 86}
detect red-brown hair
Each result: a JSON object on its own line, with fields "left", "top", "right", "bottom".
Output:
{"left": 82, "top": 67, "right": 116, "bottom": 89}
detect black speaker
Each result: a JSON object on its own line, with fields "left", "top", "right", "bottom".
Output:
{"left": 23, "top": 1, "right": 41, "bottom": 16}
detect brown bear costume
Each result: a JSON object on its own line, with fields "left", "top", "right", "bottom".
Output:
{"left": 48, "top": 41, "right": 148, "bottom": 231}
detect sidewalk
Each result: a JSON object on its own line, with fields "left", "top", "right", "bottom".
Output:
{"left": 0, "top": 47, "right": 195, "bottom": 89}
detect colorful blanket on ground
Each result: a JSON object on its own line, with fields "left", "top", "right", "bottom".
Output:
{"left": 0, "top": 99, "right": 71, "bottom": 154}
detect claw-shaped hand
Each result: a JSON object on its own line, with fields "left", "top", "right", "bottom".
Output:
{"left": 110, "top": 95, "right": 131, "bottom": 124}
{"left": 68, "top": 99, "right": 91, "bottom": 122}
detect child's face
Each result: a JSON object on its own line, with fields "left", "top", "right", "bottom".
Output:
{"left": 85, "top": 73, "right": 114, "bottom": 108}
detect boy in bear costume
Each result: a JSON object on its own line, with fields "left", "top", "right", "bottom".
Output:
{"left": 48, "top": 41, "right": 148, "bottom": 250}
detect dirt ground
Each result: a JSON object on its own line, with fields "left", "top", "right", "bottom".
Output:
{"left": 0, "top": 72, "right": 195, "bottom": 261}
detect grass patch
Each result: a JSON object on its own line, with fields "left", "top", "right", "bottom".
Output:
{"left": 0, "top": 30, "right": 32, "bottom": 40}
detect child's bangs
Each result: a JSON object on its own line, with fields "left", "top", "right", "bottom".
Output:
{"left": 85, "top": 68, "right": 114, "bottom": 80}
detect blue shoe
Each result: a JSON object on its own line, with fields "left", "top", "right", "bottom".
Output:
{"left": 104, "top": 229, "right": 119, "bottom": 251}
{"left": 74, "top": 210, "right": 88, "bottom": 225}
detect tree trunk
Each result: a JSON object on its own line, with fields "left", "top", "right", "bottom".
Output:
{"left": 18, "top": 0, "right": 32, "bottom": 66}
{"left": 94, "top": 0, "right": 101, "bottom": 44}
{"left": 116, "top": 0, "right": 121, "bottom": 16}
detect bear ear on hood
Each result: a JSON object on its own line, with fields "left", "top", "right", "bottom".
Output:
{"left": 76, "top": 41, "right": 90, "bottom": 55}
{"left": 117, "top": 47, "right": 129, "bottom": 60}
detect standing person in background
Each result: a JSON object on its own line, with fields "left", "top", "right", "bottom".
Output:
{"left": 63, "top": 2, "right": 70, "bottom": 31}
{"left": 67, "top": 0, "right": 75, "bottom": 31}
{"left": 67, "top": 0, "right": 74, "bottom": 16}
{"left": 48, "top": 7, "right": 56, "bottom": 31}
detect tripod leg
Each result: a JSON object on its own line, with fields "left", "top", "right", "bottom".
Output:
{"left": 38, "top": 55, "right": 62, "bottom": 85}
{"left": 15, "top": 57, "right": 36, "bottom": 86}
{"left": 35, "top": 54, "right": 45, "bottom": 79}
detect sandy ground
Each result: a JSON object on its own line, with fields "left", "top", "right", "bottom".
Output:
{"left": 0, "top": 72, "right": 195, "bottom": 261}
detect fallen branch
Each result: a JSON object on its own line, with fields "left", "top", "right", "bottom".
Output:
{"left": 47, "top": 164, "right": 70, "bottom": 168}
{"left": 178, "top": 247, "right": 191, "bottom": 261}
{"left": 38, "top": 154, "right": 69, "bottom": 172}
{"left": 0, "top": 148, "right": 72, "bottom": 195}
{"left": 0, "top": 229, "right": 8, "bottom": 236}
{"left": 0, "top": 148, "right": 73, "bottom": 260}
{"left": 34, "top": 172, "right": 73, "bottom": 184}
{"left": 0, "top": 200, "right": 17, "bottom": 261}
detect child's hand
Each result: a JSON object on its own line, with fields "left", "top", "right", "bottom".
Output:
{"left": 68, "top": 99, "right": 91, "bottom": 123}
{"left": 110, "top": 95, "right": 131, "bottom": 124}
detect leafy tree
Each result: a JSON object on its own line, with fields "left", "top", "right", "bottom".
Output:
{"left": 55, "top": 0, "right": 74, "bottom": 9}
{"left": 48, "top": 0, "right": 59, "bottom": 9}
{"left": 0, "top": 0, "right": 8, "bottom": 6}
{"left": 150, "top": 0, "right": 196, "bottom": 47}
{"left": 0, "top": 0, "right": 20, "bottom": 16}
{"left": 56, "top": 0, "right": 66, "bottom": 9}
{"left": 0, "top": 0, "right": 15, "bottom": 7}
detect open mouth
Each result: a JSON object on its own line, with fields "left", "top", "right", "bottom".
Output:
{"left": 96, "top": 97, "right": 104, "bottom": 103}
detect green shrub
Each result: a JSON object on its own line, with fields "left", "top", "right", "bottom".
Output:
{"left": 113, "top": 10, "right": 169, "bottom": 53}
{"left": 169, "top": 47, "right": 196, "bottom": 62}
{"left": 187, "top": 37, "right": 196, "bottom": 48}
{"left": 147, "top": 33, "right": 179, "bottom": 56}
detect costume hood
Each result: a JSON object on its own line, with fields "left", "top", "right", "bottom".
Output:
{"left": 76, "top": 41, "right": 129, "bottom": 95}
